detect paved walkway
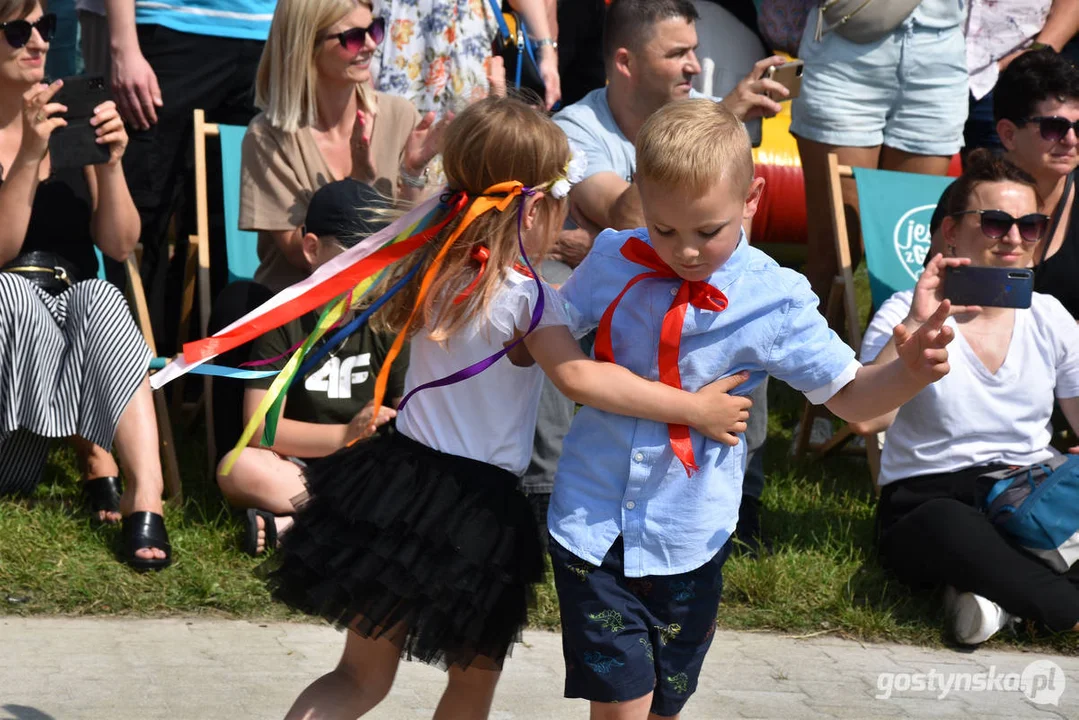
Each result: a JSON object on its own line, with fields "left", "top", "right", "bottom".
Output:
{"left": 1, "top": 618, "right": 1077, "bottom": 719}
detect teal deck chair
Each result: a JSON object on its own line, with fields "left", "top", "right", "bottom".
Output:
{"left": 795, "top": 154, "right": 955, "bottom": 485}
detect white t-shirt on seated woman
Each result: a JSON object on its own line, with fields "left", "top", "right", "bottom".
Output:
{"left": 862, "top": 289, "right": 1079, "bottom": 486}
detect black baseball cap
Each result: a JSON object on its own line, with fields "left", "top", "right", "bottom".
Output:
{"left": 304, "top": 179, "right": 392, "bottom": 248}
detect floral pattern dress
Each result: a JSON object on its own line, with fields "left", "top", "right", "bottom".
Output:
{"left": 371, "top": 0, "right": 499, "bottom": 115}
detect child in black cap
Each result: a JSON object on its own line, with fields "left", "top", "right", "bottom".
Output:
{"left": 216, "top": 179, "right": 407, "bottom": 555}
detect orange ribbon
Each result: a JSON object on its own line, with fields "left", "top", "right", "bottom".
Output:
{"left": 594, "top": 237, "right": 729, "bottom": 476}
{"left": 366, "top": 181, "right": 529, "bottom": 434}
{"left": 182, "top": 193, "right": 469, "bottom": 365}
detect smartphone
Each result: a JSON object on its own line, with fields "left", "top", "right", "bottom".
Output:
{"left": 764, "top": 59, "right": 803, "bottom": 102}
{"left": 48, "top": 75, "right": 111, "bottom": 170}
{"left": 944, "top": 266, "right": 1034, "bottom": 309}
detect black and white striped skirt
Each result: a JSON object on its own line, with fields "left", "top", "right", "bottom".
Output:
{"left": 0, "top": 275, "right": 151, "bottom": 494}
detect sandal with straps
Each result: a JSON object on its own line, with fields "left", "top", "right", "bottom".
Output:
{"left": 243, "top": 508, "right": 281, "bottom": 556}
{"left": 122, "top": 511, "right": 172, "bottom": 572}
{"left": 82, "top": 476, "right": 122, "bottom": 523}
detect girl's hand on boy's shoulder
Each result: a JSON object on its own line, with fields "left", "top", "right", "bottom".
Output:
{"left": 690, "top": 371, "right": 752, "bottom": 447}
{"left": 343, "top": 401, "right": 398, "bottom": 446}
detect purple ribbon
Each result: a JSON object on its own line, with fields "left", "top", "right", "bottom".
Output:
{"left": 396, "top": 187, "right": 545, "bottom": 412}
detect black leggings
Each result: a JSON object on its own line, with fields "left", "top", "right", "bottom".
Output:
{"left": 878, "top": 465, "right": 1079, "bottom": 633}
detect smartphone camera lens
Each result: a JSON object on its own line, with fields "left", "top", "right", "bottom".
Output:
{"left": 795, "top": 65, "right": 804, "bottom": 77}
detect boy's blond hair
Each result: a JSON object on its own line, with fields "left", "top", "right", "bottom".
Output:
{"left": 635, "top": 99, "right": 754, "bottom": 197}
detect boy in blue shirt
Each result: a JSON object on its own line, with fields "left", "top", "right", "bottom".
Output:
{"left": 548, "top": 98, "right": 955, "bottom": 719}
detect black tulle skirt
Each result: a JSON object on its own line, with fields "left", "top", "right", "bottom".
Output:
{"left": 262, "top": 431, "right": 545, "bottom": 670}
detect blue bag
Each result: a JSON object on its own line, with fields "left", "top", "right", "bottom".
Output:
{"left": 487, "top": 0, "right": 546, "bottom": 100}
{"left": 984, "top": 455, "right": 1079, "bottom": 573}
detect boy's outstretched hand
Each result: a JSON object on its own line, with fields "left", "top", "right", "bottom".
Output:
{"left": 689, "top": 371, "right": 753, "bottom": 447}
{"left": 893, "top": 300, "right": 954, "bottom": 384}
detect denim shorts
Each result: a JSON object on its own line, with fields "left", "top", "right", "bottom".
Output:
{"left": 790, "top": 12, "right": 968, "bottom": 156}
{"left": 550, "top": 535, "right": 732, "bottom": 717}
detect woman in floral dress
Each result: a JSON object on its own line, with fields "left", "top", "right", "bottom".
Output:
{"left": 371, "top": 0, "right": 560, "bottom": 113}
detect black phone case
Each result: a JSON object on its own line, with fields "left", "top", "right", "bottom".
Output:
{"left": 944, "top": 266, "right": 1034, "bottom": 309}
{"left": 48, "top": 75, "right": 111, "bottom": 170}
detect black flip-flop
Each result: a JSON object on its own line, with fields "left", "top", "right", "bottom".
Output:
{"left": 82, "top": 476, "right": 122, "bottom": 523}
{"left": 244, "top": 508, "right": 278, "bottom": 557}
{"left": 122, "top": 511, "right": 172, "bottom": 571}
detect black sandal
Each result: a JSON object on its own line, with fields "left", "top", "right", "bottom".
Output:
{"left": 82, "top": 476, "right": 122, "bottom": 523}
{"left": 122, "top": 511, "right": 172, "bottom": 571}
{"left": 243, "top": 508, "right": 278, "bottom": 557}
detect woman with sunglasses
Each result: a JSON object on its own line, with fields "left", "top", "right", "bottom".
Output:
{"left": 852, "top": 149, "right": 1079, "bottom": 646}
{"left": 0, "top": 0, "right": 171, "bottom": 570}
{"left": 240, "top": 0, "right": 452, "bottom": 294}
{"left": 994, "top": 48, "right": 1079, "bottom": 320}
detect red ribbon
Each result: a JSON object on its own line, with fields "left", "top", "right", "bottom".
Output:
{"left": 182, "top": 192, "right": 469, "bottom": 365}
{"left": 594, "top": 237, "right": 728, "bottom": 476}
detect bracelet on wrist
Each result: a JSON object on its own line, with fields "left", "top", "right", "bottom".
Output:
{"left": 534, "top": 37, "right": 558, "bottom": 51}
{"left": 399, "top": 165, "right": 429, "bottom": 189}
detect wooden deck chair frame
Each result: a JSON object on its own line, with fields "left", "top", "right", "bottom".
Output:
{"left": 120, "top": 253, "right": 184, "bottom": 500}
{"left": 792, "top": 153, "right": 882, "bottom": 489}
{"left": 181, "top": 108, "right": 219, "bottom": 479}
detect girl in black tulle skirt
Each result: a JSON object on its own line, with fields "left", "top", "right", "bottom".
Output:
{"left": 266, "top": 96, "right": 738, "bottom": 719}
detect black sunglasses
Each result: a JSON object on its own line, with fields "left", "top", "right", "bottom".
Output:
{"left": 324, "top": 17, "right": 385, "bottom": 55}
{"left": 1021, "top": 115, "right": 1079, "bottom": 143}
{"left": 950, "top": 209, "right": 1051, "bottom": 243}
{"left": 0, "top": 13, "right": 56, "bottom": 49}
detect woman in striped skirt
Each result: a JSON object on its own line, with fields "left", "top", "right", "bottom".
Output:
{"left": 0, "top": 0, "right": 170, "bottom": 569}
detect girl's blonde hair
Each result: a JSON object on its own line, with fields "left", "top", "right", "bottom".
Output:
{"left": 373, "top": 96, "right": 570, "bottom": 341}
{"left": 255, "top": 0, "right": 373, "bottom": 132}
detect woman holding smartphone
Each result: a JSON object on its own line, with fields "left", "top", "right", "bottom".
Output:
{"left": 852, "top": 150, "right": 1079, "bottom": 646}
{"left": 0, "top": 0, "right": 171, "bottom": 570}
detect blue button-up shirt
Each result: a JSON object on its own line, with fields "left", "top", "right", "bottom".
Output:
{"left": 550, "top": 229, "right": 860, "bottom": 577}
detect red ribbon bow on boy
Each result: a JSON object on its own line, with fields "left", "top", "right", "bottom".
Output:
{"left": 594, "top": 237, "right": 729, "bottom": 476}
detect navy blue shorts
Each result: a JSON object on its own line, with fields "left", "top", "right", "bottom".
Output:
{"left": 549, "top": 535, "right": 732, "bottom": 717}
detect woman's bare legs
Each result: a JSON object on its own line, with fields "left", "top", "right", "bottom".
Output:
{"left": 110, "top": 377, "right": 166, "bottom": 561}
{"left": 878, "top": 146, "right": 952, "bottom": 177}
{"left": 284, "top": 629, "right": 401, "bottom": 720}
{"left": 589, "top": 693, "right": 669, "bottom": 720}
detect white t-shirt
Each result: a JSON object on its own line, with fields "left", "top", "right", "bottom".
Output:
{"left": 862, "top": 290, "right": 1079, "bottom": 486}
{"left": 396, "top": 269, "right": 571, "bottom": 476}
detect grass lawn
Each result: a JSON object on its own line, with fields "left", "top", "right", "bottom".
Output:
{"left": 1, "top": 381, "right": 1076, "bottom": 656}
{"left": 1, "top": 267, "right": 1075, "bottom": 655}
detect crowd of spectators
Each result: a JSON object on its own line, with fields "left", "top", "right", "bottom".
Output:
{"left": 1, "top": 0, "right": 1079, "bottom": 652}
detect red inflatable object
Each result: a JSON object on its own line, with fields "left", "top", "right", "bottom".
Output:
{"left": 752, "top": 161, "right": 807, "bottom": 246}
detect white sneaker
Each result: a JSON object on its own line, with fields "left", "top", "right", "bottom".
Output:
{"left": 944, "top": 586, "right": 1015, "bottom": 645}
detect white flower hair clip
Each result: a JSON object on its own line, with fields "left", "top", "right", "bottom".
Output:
{"left": 548, "top": 147, "right": 588, "bottom": 200}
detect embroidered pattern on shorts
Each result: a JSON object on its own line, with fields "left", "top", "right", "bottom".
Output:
{"left": 587, "top": 609, "right": 625, "bottom": 633}
{"left": 566, "top": 561, "right": 595, "bottom": 581}
{"left": 639, "top": 637, "right": 654, "bottom": 661}
{"left": 626, "top": 578, "right": 654, "bottom": 597}
{"left": 654, "top": 622, "right": 682, "bottom": 645}
{"left": 666, "top": 672, "right": 689, "bottom": 694}
{"left": 583, "top": 651, "right": 625, "bottom": 674}
{"left": 669, "top": 580, "right": 696, "bottom": 602}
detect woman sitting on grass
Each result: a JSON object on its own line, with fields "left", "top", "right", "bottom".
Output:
{"left": 853, "top": 150, "right": 1079, "bottom": 645}
{"left": 217, "top": 179, "right": 405, "bottom": 555}
{"left": 0, "top": 0, "right": 170, "bottom": 570}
